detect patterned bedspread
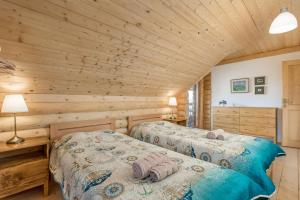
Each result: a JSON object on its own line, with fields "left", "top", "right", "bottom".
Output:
{"left": 130, "top": 121, "right": 285, "bottom": 195}
{"left": 50, "top": 130, "right": 270, "bottom": 200}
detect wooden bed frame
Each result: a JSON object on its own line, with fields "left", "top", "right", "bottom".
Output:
{"left": 127, "top": 114, "right": 162, "bottom": 133}
{"left": 50, "top": 118, "right": 115, "bottom": 141}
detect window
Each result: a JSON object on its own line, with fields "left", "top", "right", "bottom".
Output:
{"left": 187, "top": 84, "right": 198, "bottom": 127}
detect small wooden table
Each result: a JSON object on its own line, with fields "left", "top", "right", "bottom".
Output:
{"left": 164, "top": 118, "right": 187, "bottom": 126}
{"left": 0, "top": 136, "right": 50, "bottom": 198}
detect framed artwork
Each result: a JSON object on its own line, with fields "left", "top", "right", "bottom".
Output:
{"left": 255, "top": 86, "right": 265, "bottom": 95}
{"left": 255, "top": 76, "right": 266, "bottom": 85}
{"left": 231, "top": 78, "right": 249, "bottom": 93}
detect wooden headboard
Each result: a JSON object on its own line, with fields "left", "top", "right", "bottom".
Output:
{"left": 50, "top": 118, "right": 115, "bottom": 141}
{"left": 128, "top": 114, "right": 162, "bottom": 133}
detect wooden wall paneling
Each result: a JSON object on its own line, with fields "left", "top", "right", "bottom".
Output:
{"left": 16, "top": 0, "right": 211, "bottom": 64}
{"left": 0, "top": 41, "right": 190, "bottom": 94}
{"left": 176, "top": 92, "right": 187, "bottom": 119}
{"left": 126, "top": 0, "right": 232, "bottom": 57}
{"left": 0, "top": 0, "right": 297, "bottom": 96}
{"left": 0, "top": 0, "right": 207, "bottom": 96}
{"left": 198, "top": 73, "right": 211, "bottom": 130}
{"left": 182, "top": 0, "right": 241, "bottom": 52}
{"left": 0, "top": 0, "right": 298, "bottom": 143}
{"left": 200, "top": 0, "right": 255, "bottom": 56}
{"left": 0, "top": 101, "right": 167, "bottom": 116}
{"left": 0, "top": 38, "right": 198, "bottom": 81}
{"left": 198, "top": 79, "right": 204, "bottom": 129}
{"left": 0, "top": 107, "right": 170, "bottom": 132}
{"left": 1, "top": 0, "right": 204, "bottom": 66}
{"left": 103, "top": 0, "right": 229, "bottom": 59}
{"left": 0, "top": 128, "right": 49, "bottom": 142}
{"left": 219, "top": 46, "right": 300, "bottom": 65}
{"left": 221, "top": 0, "right": 300, "bottom": 62}
{"left": 0, "top": 94, "right": 171, "bottom": 138}
{"left": 0, "top": 94, "right": 169, "bottom": 116}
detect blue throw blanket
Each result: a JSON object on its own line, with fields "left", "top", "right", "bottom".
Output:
{"left": 228, "top": 137, "right": 285, "bottom": 194}
{"left": 181, "top": 168, "right": 268, "bottom": 200}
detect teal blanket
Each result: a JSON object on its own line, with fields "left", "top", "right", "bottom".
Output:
{"left": 181, "top": 168, "right": 268, "bottom": 200}
{"left": 229, "top": 137, "right": 285, "bottom": 194}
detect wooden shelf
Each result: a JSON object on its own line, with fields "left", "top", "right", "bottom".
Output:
{"left": 164, "top": 118, "right": 187, "bottom": 126}
{"left": 0, "top": 151, "right": 46, "bottom": 170}
{"left": 164, "top": 117, "right": 186, "bottom": 122}
{"left": 0, "top": 137, "right": 49, "bottom": 153}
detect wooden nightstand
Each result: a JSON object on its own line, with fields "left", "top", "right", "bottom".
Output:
{"left": 164, "top": 118, "right": 187, "bottom": 126}
{"left": 0, "top": 137, "right": 50, "bottom": 198}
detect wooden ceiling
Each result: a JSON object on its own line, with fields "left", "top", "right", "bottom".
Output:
{"left": 0, "top": 0, "right": 299, "bottom": 96}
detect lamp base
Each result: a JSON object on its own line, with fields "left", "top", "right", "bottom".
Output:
{"left": 169, "top": 115, "right": 176, "bottom": 120}
{"left": 7, "top": 135, "right": 24, "bottom": 144}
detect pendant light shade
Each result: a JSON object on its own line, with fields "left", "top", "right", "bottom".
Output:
{"left": 269, "top": 8, "right": 298, "bottom": 34}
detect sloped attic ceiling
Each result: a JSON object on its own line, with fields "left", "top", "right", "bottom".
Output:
{"left": 0, "top": 0, "right": 299, "bottom": 96}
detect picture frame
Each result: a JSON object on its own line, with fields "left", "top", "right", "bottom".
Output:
{"left": 255, "top": 76, "right": 266, "bottom": 85}
{"left": 255, "top": 86, "right": 265, "bottom": 95}
{"left": 231, "top": 78, "right": 249, "bottom": 93}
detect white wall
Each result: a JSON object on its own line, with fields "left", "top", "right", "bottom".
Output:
{"left": 212, "top": 51, "right": 300, "bottom": 107}
{"left": 212, "top": 51, "right": 300, "bottom": 141}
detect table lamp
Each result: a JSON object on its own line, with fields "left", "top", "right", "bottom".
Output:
{"left": 1, "top": 94, "right": 28, "bottom": 144}
{"left": 168, "top": 97, "right": 177, "bottom": 119}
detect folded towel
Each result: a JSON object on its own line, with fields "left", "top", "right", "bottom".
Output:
{"left": 207, "top": 131, "right": 216, "bottom": 139}
{"left": 149, "top": 160, "right": 179, "bottom": 182}
{"left": 216, "top": 134, "right": 225, "bottom": 140}
{"left": 207, "top": 129, "right": 225, "bottom": 140}
{"left": 132, "top": 153, "right": 169, "bottom": 179}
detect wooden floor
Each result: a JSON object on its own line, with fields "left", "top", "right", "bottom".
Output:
{"left": 271, "top": 147, "right": 299, "bottom": 200}
{"left": 2, "top": 147, "right": 299, "bottom": 200}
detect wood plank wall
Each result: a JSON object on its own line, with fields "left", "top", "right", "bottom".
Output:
{"left": 176, "top": 92, "right": 187, "bottom": 119}
{"left": 175, "top": 73, "right": 212, "bottom": 128}
{"left": 0, "top": 94, "right": 172, "bottom": 141}
{"left": 198, "top": 73, "right": 212, "bottom": 130}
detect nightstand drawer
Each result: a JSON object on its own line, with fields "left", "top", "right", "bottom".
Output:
{"left": 0, "top": 159, "right": 48, "bottom": 198}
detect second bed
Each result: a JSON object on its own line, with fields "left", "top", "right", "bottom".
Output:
{"left": 128, "top": 114, "right": 285, "bottom": 195}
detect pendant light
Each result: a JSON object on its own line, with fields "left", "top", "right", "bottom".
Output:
{"left": 269, "top": 8, "right": 298, "bottom": 34}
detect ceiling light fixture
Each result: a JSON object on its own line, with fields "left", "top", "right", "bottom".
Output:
{"left": 269, "top": 8, "right": 298, "bottom": 34}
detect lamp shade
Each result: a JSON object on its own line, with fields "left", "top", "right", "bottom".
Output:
{"left": 168, "top": 97, "right": 177, "bottom": 106}
{"left": 269, "top": 8, "right": 298, "bottom": 34}
{"left": 1, "top": 94, "right": 28, "bottom": 113}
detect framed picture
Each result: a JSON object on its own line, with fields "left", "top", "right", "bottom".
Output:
{"left": 255, "top": 76, "right": 266, "bottom": 85}
{"left": 231, "top": 78, "right": 249, "bottom": 93}
{"left": 255, "top": 86, "right": 265, "bottom": 95}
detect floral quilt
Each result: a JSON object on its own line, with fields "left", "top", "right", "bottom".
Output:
{"left": 50, "top": 130, "right": 270, "bottom": 200}
{"left": 130, "top": 121, "right": 285, "bottom": 195}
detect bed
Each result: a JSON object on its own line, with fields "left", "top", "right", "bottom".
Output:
{"left": 49, "top": 118, "right": 271, "bottom": 200}
{"left": 128, "top": 114, "right": 285, "bottom": 196}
